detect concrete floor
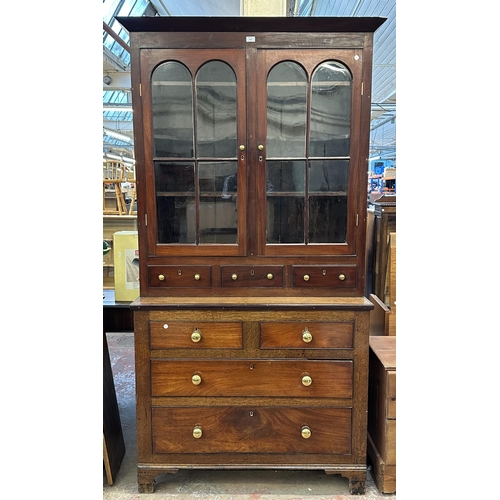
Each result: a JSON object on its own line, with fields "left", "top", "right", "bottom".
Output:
{"left": 104, "top": 331, "right": 396, "bottom": 499}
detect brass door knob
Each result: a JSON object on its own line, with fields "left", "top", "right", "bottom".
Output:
{"left": 303, "top": 274, "right": 310, "bottom": 281}
{"left": 302, "top": 328, "right": 312, "bottom": 343}
{"left": 232, "top": 273, "right": 238, "bottom": 280}
{"left": 191, "top": 328, "right": 202, "bottom": 343}
{"left": 267, "top": 273, "right": 273, "bottom": 280}
{"left": 258, "top": 144, "right": 264, "bottom": 151}
{"left": 339, "top": 274, "right": 346, "bottom": 281}
{"left": 301, "top": 426, "right": 311, "bottom": 439}
{"left": 193, "top": 425, "right": 203, "bottom": 438}
{"left": 192, "top": 374, "right": 202, "bottom": 385}
{"left": 158, "top": 274, "right": 165, "bottom": 281}
{"left": 194, "top": 273, "right": 201, "bottom": 281}
{"left": 301, "top": 375, "right": 312, "bottom": 387}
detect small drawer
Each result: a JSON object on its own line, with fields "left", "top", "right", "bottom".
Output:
{"left": 152, "top": 406, "right": 352, "bottom": 454}
{"left": 220, "top": 265, "right": 283, "bottom": 287}
{"left": 292, "top": 266, "right": 357, "bottom": 288}
{"left": 151, "top": 359, "right": 353, "bottom": 398}
{"left": 260, "top": 322, "right": 353, "bottom": 349}
{"left": 150, "top": 321, "right": 243, "bottom": 349}
{"left": 148, "top": 265, "right": 212, "bottom": 288}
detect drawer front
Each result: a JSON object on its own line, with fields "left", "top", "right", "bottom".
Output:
{"left": 151, "top": 359, "right": 353, "bottom": 398}
{"left": 260, "top": 322, "right": 353, "bottom": 349}
{"left": 292, "top": 266, "right": 357, "bottom": 288}
{"left": 148, "top": 265, "right": 212, "bottom": 288}
{"left": 150, "top": 321, "right": 243, "bottom": 349}
{"left": 220, "top": 266, "right": 283, "bottom": 287}
{"left": 152, "top": 406, "right": 352, "bottom": 454}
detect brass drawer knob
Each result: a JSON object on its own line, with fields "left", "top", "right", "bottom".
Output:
{"left": 303, "top": 274, "right": 310, "bottom": 281}
{"left": 339, "top": 274, "right": 346, "bottom": 281}
{"left": 267, "top": 273, "right": 273, "bottom": 280}
{"left": 301, "top": 426, "right": 311, "bottom": 439}
{"left": 194, "top": 273, "right": 201, "bottom": 281}
{"left": 301, "top": 375, "right": 312, "bottom": 387}
{"left": 191, "top": 328, "right": 202, "bottom": 343}
{"left": 258, "top": 144, "right": 264, "bottom": 151}
{"left": 302, "top": 328, "right": 312, "bottom": 343}
{"left": 239, "top": 144, "right": 245, "bottom": 151}
{"left": 158, "top": 274, "right": 165, "bottom": 281}
{"left": 232, "top": 273, "right": 238, "bottom": 281}
{"left": 193, "top": 425, "right": 203, "bottom": 439}
{"left": 191, "top": 374, "right": 202, "bottom": 385}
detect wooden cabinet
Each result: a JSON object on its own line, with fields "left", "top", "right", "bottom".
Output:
{"left": 118, "top": 15, "right": 385, "bottom": 495}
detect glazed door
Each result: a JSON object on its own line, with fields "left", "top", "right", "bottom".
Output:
{"left": 140, "top": 49, "right": 247, "bottom": 257}
{"left": 253, "top": 49, "right": 364, "bottom": 257}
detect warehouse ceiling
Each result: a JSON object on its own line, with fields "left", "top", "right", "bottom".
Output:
{"left": 103, "top": 0, "right": 396, "bottom": 165}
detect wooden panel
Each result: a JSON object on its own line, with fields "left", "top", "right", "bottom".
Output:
{"left": 148, "top": 265, "right": 212, "bottom": 288}
{"left": 367, "top": 433, "right": 396, "bottom": 493}
{"left": 151, "top": 359, "right": 353, "bottom": 398}
{"left": 150, "top": 321, "right": 243, "bottom": 349}
{"left": 260, "top": 322, "right": 353, "bottom": 349}
{"left": 292, "top": 266, "right": 357, "bottom": 288}
{"left": 152, "top": 406, "right": 352, "bottom": 454}
{"left": 387, "top": 370, "right": 396, "bottom": 419}
{"left": 220, "top": 265, "right": 283, "bottom": 287}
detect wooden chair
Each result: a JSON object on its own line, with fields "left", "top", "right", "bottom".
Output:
{"left": 103, "top": 160, "right": 126, "bottom": 215}
{"left": 123, "top": 163, "right": 137, "bottom": 215}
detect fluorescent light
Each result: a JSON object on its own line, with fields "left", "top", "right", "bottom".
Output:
{"left": 103, "top": 128, "right": 133, "bottom": 142}
{"left": 103, "top": 106, "right": 133, "bottom": 112}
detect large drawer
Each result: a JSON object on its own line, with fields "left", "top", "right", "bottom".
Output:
{"left": 148, "top": 266, "right": 212, "bottom": 288}
{"left": 260, "top": 322, "right": 353, "bottom": 349}
{"left": 150, "top": 321, "right": 243, "bottom": 349}
{"left": 151, "top": 359, "right": 353, "bottom": 398}
{"left": 152, "top": 406, "right": 352, "bottom": 454}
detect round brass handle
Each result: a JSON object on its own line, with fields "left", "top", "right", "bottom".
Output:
{"left": 194, "top": 273, "right": 201, "bottom": 281}
{"left": 303, "top": 274, "right": 310, "bottom": 281}
{"left": 339, "top": 274, "right": 346, "bottom": 281}
{"left": 302, "top": 328, "right": 313, "bottom": 343}
{"left": 239, "top": 144, "right": 245, "bottom": 151}
{"left": 258, "top": 144, "right": 264, "bottom": 151}
{"left": 191, "top": 328, "right": 202, "bottom": 343}
{"left": 191, "top": 374, "right": 202, "bottom": 385}
{"left": 301, "top": 375, "right": 312, "bottom": 387}
{"left": 193, "top": 425, "right": 203, "bottom": 439}
{"left": 301, "top": 426, "right": 311, "bottom": 439}
{"left": 267, "top": 273, "right": 273, "bottom": 280}
{"left": 158, "top": 274, "right": 165, "bottom": 281}
{"left": 232, "top": 273, "right": 238, "bottom": 281}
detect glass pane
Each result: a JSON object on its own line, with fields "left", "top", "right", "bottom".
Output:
{"left": 308, "top": 159, "right": 349, "bottom": 243}
{"left": 199, "top": 162, "right": 238, "bottom": 243}
{"left": 196, "top": 62, "right": 237, "bottom": 158}
{"left": 152, "top": 62, "right": 194, "bottom": 158}
{"left": 267, "top": 62, "right": 307, "bottom": 158}
{"left": 155, "top": 162, "right": 195, "bottom": 243}
{"left": 310, "top": 61, "right": 351, "bottom": 157}
{"left": 266, "top": 160, "right": 305, "bottom": 243}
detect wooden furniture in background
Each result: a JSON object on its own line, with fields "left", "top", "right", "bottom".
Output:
{"left": 118, "top": 15, "right": 385, "bottom": 495}
{"left": 103, "top": 160, "right": 127, "bottom": 215}
{"left": 367, "top": 336, "right": 396, "bottom": 493}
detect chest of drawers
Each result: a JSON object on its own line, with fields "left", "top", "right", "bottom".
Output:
{"left": 132, "top": 296, "right": 372, "bottom": 494}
